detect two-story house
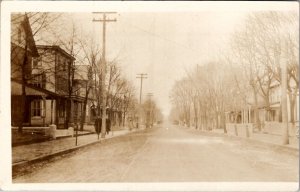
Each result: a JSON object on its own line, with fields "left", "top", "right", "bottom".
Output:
{"left": 33, "top": 45, "right": 76, "bottom": 128}
{"left": 11, "top": 13, "right": 54, "bottom": 127}
{"left": 11, "top": 13, "right": 93, "bottom": 132}
{"left": 73, "top": 64, "right": 96, "bottom": 125}
{"left": 269, "top": 79, "right": 299, "bottom": 123}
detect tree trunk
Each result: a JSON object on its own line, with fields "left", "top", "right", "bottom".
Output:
{"left": 253, "top": 89, "right": 261, "bottom": 131}
{"left": 123, "top": 111, "right": 126, "bottom": 127}
{"left": 18, "top": 44, "right": 28, "bottom": 133}
{"left": 187, "top": 106, "right": 191, "bottom": 127}
{"left": 215, "top": 112, "right": 219, "bottom": 129}
{"left": 204, "top": 111, "right": 208, "bottom": 130}
{"left": 193, "top": 101, "right": 198, "bottom": 129}
{"left": 80, "top": 99, "right": 88, "bottom": 131}
{"left": 234, "top": 112, "right": 238, "bottom": 136}
{"left": 221, "top": 111, "right": 227, "bottom": 134}
{"left": 281, "top": 62, "right": 289, "bottom": 145}
{"left": 65, "top": 99, "right": 71, "bottom": 129}
{"left": 65, "top": 60, "right": 74, "bottom": 129}
{"left": 288, "top": 91, "right": 296, "bottom": 125}
{"left": 19, "top": 88, "right": 26, "bottom": 133}
{"left": 80, "top": 84, "right": 90, "bottom": 131}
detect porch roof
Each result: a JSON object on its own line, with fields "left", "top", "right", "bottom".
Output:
{"left": 270, "top": 102, "right": 280, "bottom": 108}
{"left": 11, "top": 80, "right": 60, "bottom": 98}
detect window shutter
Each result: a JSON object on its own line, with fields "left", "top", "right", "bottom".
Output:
{"left": 31, "top": 101, "right": 34, "bottom": 117}
{"left": 41, "top": 100, "right": 45, "bottom": 117}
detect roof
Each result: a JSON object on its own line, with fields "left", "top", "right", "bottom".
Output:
{"left": 11, "top": 13, "right": 39, "bottom": 57}
{"left": 74, "top": 65, "right": 91, "bottom": 80}
{"left": 36, "top": 45, "right": 76, "bottom": 60}
{"left": 11, "top": 78, "right": 60, "bottom": 98}
{"left": 270, "top": 79, "right": 280, "bottom": 88}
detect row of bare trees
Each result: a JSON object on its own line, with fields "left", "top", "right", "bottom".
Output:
{"left": 78, "top": 34, "right": 138, "bottom": 130}
{"left": 169, "top": 11, "right": 299, "bottom": 134}
{"left": 142, "top": 97, "right": 164, "bottom": 127}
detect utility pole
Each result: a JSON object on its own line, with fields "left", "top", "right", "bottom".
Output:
{"left": 281, "top": 60, "right": 289, "bottom": 145}
{"left": 93, "top": 12, "right": 117, "bottom": 138}
{"left": 147, "top": 93, "right": 153, "bottom": 128}
{"left": 136, "top": 73, "right": 147, "bottom": 128}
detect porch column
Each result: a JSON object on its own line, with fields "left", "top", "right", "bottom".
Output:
{"left": 242, "top": 110, "right": 244, "bottom": 124}
{"left": 42, "top": 95, "right": 46, "bottom": 127}
{"left": 248, "top": 106, "right": 251, "bottom": 123}
{"left": 55, "top": 99, "right": 59, "bottom": 125}
{"left": 69, "top": 98, "right": 74, "bottom": 127}
{"left": 51, "top": 99, "right": 57, "bottom": 125}
{"left": 51, "top": 99, "right": 53, "bottom": 124}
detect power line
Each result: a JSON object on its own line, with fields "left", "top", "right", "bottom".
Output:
{"left": 125, "top": 22, "right": 202, "bottom": 55}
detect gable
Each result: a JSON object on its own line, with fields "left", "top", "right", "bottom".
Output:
{"left": 11, "top": 13, "right": 39, "bottom": 57}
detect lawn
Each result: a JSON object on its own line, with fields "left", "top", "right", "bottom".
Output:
{"left": 12, "top": 130, "right": 51, "bottom": 147}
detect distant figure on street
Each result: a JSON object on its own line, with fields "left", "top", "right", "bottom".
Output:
{"left": 105, "top": 118, "right": 111, "bottom": 135}
{"left": 94, "top": 116, "right": 102, "bottom": 136}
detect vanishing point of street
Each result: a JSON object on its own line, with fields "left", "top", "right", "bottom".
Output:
{"left": 14, "top": 123, "right": 298, "bottom": 183}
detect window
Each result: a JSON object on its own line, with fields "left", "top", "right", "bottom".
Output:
{"left": 59, "top": 105, "right": 65, "bottom": 117}
{"left": 31, "top": 73, "right": 46, "bottom": 88}
{"left": 31, "top": 100, "right": 44, "bottom": 117}
{"left": 63, "top": 61, "right": 67, "bottom": 71}
{"left": 18, "top": 27, "right": 22, "bottom": 44}
{"left": 59, "top": 100, "right": 65, "bottom": 117}
{"left": 32, "top": 57, "right": 41, "bottom": 68}
{"left": 59, "top": 57, "right": 66, "bottom": 71}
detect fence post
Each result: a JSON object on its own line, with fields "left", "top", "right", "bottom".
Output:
{"left": 68, "top": 127, "right": 74, "bottom": 137}
{"left": 49, "top": 124, "right": 57, "bottom": 139}
{"left": 246, "top": 124, "right": 250, "bottom": 138}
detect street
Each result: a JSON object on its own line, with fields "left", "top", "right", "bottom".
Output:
{"left": 14, "top": 123, "right": 298, "bottom": 183}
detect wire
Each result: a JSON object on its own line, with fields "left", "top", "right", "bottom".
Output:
{"left": 124, "top": 21, "right": 203, "bottom": 55}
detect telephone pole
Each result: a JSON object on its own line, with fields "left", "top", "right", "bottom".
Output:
{"left": 93, "top": 12, "right": 117, "bottom": 138}
{"left": 136, "top": 73, "right": 147, "bottom": 128}
{"left": 146, "top": 93, "right": 153, "bottom": 128}
{"left": 281, "top": 60, "right": 289, "bottom": 145}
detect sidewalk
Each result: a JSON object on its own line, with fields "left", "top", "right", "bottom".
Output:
{"left": 210, "top": 128, "right": 299, "bottom": 150}
{"left": 12, "top": 127, "right": 141, "bottom": 167}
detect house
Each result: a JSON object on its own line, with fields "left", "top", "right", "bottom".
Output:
{"left": 73, "top": 64, "right": 96, "bottom": 125}
{"left": 225, "top": 76, "right": 299, "bottom": 136}
{"left": 10, "top": 13, "right": 56, "bottom": 127}
{"left": 268, "top": 79, "right": 299, "bottom": 123}
{"left": 34, "top": 45, "right": 78, "bottom": 128}
{"left": 106, "top": 93, "right": 124, "bottom": 127}
{"left": 10, "top": 13, "right": 84, "bottom": 130}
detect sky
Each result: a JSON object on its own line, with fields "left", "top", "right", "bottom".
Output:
{"left": 3, "top": 1, "right": 299, "bottom": 117}
{"left": 69, "top": 11, "right": 248, "bottom": 117}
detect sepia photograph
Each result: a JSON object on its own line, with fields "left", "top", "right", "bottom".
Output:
{"left": 0, "top": 1, "right": 299, "bottom": 191}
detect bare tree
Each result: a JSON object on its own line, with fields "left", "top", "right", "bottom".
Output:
{"left": 231, "top": 11, "right": 299, "bottom": 132}
{"left": 77, "top": 34, "right": 101, "bottom": 130}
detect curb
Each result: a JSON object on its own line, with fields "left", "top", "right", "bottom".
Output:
{"left": 55, "top": 131, "right": 95, "bottom": 139}
{"left": 12, "top": 128, "right": 144, "bottom": 176}
{"left": 188, "top": 128, "right": 299, "bottom": 156}
{"left": 241, "top": 136, "right": 299, "bottom": 156}
{"left": 12, "top": 132, "right": 95, "bottom": 147}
